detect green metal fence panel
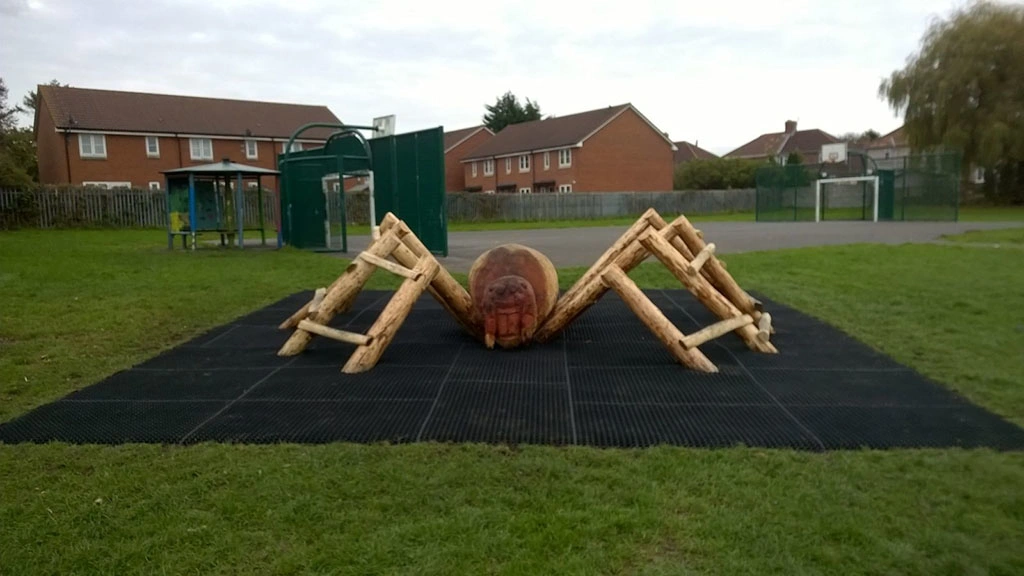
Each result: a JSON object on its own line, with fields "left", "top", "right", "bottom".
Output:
{"left": 755, "top": 164, "right": 816, "bottom": 222}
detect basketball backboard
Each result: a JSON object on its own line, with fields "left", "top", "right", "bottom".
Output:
{"left": 821, "top": 142, "right": 848, "bottom": 164}
{"left": 371, "top": 115, "right": 396, "bottom": 138}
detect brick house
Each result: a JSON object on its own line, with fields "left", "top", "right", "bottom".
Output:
{"left": 673, "top": 140, "right": 718, "bottom": 165}
{"left": 460, "top": 104, "right": 676, "bottom": 194}
{"left": 443, "top": 125, "right": 493, "bottom": 192}
{"left": 724, "top": 120, "right": 838, "bottom": 165}
{"left": 34, "top": 85, "right": 341, "bottom": 190}
{"left": 866, "top": 124, "right": 985, "bottom": 183}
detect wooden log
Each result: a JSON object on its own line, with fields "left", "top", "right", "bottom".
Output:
{"left": 533, "top": 213, "right": 686, "bottom": 343}
{"left": 277, "top": 231, "right": 402, "bottom": 356}
{"left": 681, "top": 314, "right": 754, "bottom": 350}
{"left": 358, "top": 251, "right": 419, "bottom": 279}
{"left": 600, "top": 264, "right": 717, "bottom": 373}
{"left": 670, "top": 216, "right": 761, "bottom": 321}
{"left": 688, "top": 243, "right": 716, "bottom": 275}
{"left": 385, "top": 228, "right": 483, "bottom": 341}
{"left": 757, "top": 312, "right": 773, "bottom": 342}
{"left": 307, "top": 287, "right": 328, "bottom": 316}
{"left": 296, "top": 320, "right": 371, "bottom": 346}
{"left": 639, "top": 229, "right": 777, "bottom": 354}
{"left": 342, "top": 258, "right": 440, "bottom": 373}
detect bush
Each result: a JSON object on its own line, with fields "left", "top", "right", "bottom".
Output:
{"left": 674, "top": 158, "right": 766, "bottom": 190}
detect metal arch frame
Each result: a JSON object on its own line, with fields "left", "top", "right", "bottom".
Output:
{"left": 279, "top": 122, "right": 382, "bottom": 249}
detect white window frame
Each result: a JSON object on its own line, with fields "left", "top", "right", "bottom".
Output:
{"left": 145, "top": 136, "right": 160, "bottom": 158}
{"left": 543, "top": 151, "right": 550, "bottom": 170}
{"left": 558, "top": 184, "right": 572, "bottom": 193}
{"left": 248, "top": 182, "right": 260, "bottom": 190}
{"left": 472, "top": 162, "right": 478, "bottom": 177}
{"left": 282, "top": 141, "right": 303, "bottom": 153}
{"left": 558, "top": 148, "right": 572, "bottom": 167}
{"left": 519, "top": 187, "right": 531, "bottom": 194}
{"left": 78, "top": 134, "right": 107, "bottom": 159}
{"left": 519, "top": 154, "right": 530, "bottom": 172}
{"left": 189, "top": 138, "right": 213, "bottom": 160}
{"left": 83, "top": 181, "right": 131, "bottom": 189}
{"left": 148, "top": 181, "right": 161, "bottom": 190}
{"left": 245, "top": 139, "right": 259, "bottom": 160}
{"left": 483, "top": 159, "right": 494, "bottom": 176}
{"left": 505, "top": 157, "right": 512, "bottom": 174}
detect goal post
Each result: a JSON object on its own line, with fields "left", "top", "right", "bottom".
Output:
{"left": 814, "top": 175, "right": 880, "bottom": 223}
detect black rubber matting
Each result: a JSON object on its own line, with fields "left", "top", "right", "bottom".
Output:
{"left": 3, "top": 290, "right": 1024, "bottom": 451}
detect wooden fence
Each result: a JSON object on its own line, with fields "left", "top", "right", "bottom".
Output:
{"left": 0, "top": 187, "right": 278, "bottom": 230}
{"left": 1, "top": 187, "right": 755, "bottom": 230}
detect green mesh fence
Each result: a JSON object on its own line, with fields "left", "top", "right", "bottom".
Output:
{"left": 756, "top": 152, "right": 961, "bottom": 222}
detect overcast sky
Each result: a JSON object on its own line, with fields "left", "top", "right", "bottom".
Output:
{"left": 1, "top": 0, "right": 972, "bottom": 154}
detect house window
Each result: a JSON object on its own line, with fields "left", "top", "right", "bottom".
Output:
{"left": 543, "top": 152, "right": 550, "bottom": 170}
{"left": 558, "top": 184, "right": 572, "bottom": 193}
{"left": 483, "top": 159, "right": 494, "bottom": 176}
{"left": 472, "top": 162, "right": 478, "bottom": 177}
{"left": 519, "top": 187, "right": 531, "bottom": 194}
{"left": 249, "top": 182, "right": 260, "bottom": 190}
{"left": 78, "top": 134, "right": 106, "bottom": 159}
{"left": 505, "top": 157, "right": 512, "bottom": 174}
{"left": 484, "top": 189, "right": 495, "bottom": 194}
{"left": 148, "top": 181, "right": 161, "bottom": 190}
{"left": 83, "top": 181, "right": 131, "bottom": 189}
{"left": 145, "top": 136, "right": 159, "bottom": 158}
{"left": 189, "top": 138, "right": 213, "bottom": 160}
{"left": 245, "top": 139, "right": 258, "bottom": 160}
{"left": 974, "top": 167, "right": 985, "bottom": 183}
{"left": 519, "top": 155, "right": 530, "bottom": 172}
{"left": 282, "top": 141, "right": 303, "bottom": 153}
{"left": 558, "top": 148, "right": 572, "bottom": 167}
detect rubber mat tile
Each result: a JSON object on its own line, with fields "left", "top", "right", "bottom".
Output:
{"left": 137, "top": 347, "right": 292, "bottom": 370}
{"left": 574, "top": 403, "right": 821, "bottom": 449}
{"left": 183, "top": 399, "right": 432, "bottom": 444}
{"left": 749, "top": 368, "right": 967, "bottom": 407}
{"left": 418, "top": 381, "right": 573, "bottom": 445}
{"left": 247, "top": 366, "right": 447, "bottom": 401}
{"left": 231, "top": 307, "right": 302, "bottom": 327}
{"left": 290, "top": 342, "right": 460, "bottom": 368}
{"left": 183, "top": 323, "right": 240, "bottom": 347}
{"left": 64, "top": 368, "right": 271, "bottom": 401}
{"left": 564, "top": 321, "right": 660, "bottom": 343}
{"left": 450, "top": 345, "right": 567, "bottom": 384}
{"left": 0, "top": 400, "right": 228, "bottom": 445}
{"left": 569, "top": 365, "right": 771, "bottom": 405}
{"left": 788, "top": 406, "right": 1024, "bottom": 450}
{"left": 196, "top": 325, "right": 293, "bottom": 349}
{"left": 737, "top": 333, "right": 903, "bottom": 370}
{"left": 565, "top": 340, "right": 692, "bottom": 368}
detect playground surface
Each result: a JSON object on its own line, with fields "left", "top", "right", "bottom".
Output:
{"left": 346, "top": 220, "right": 1024, "bottom": 272}
{"left": 3, "top": 288, "right": 1022, "bottom": 450}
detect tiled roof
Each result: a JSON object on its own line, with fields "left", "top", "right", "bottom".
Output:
{"left": 673, "top": 141, "right": 718, "bottom": 163}
{"left": 462, "top": 104, "right": 637, "bottom": 160}
{"left": 444, "top": 125, "right": 491, "bottom": 152}
{"left": 866, "top": 125, "right": 908, "bottom": 149}
{"left": 39, "top": 85, "right": 342, "bottom": 140}
{"left": 725, "top": 124, "right": 839, "bottom": 159}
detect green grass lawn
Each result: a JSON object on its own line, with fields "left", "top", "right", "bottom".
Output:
{"left": 1, "top": 230, "right": 1024, "bottom": 575}
{"left": 943, "top": 227, "right": 1024, "bottom": 245}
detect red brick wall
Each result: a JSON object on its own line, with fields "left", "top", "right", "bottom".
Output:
{"left": 577, "top": 108, "right": 674, "bottom": 192}
{"left": 46, "top": 133, "right": 325, "bottom": 190}
{"left": 463, "top": 149, "right": 579, "bottom": 193}
{"left": 445, "top": 129, "right": 493, "bottom": 192}
{"left": 36, "top": 99, "right": 69, "bottom": 184}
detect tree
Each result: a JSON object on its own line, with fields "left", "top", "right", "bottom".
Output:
{"left": 0, "top": 77, "right": 35, "bottom": 186}
{"left": 0, "top": 77, "right": 21, "bottom": 131}
{"left": 21, "top": 79, "right": 66, "bottom": 117}
{"left": 785, "top": 151, "right": 803, "bottom": 165}
{"left": 879, "top": 1, "right": 1024, "bottom": 201}
{"left": 482, "top": 91, "right": 542, "bottom": 132}
{"left": 837, "top": 130, "right": 881, "bottom": 143}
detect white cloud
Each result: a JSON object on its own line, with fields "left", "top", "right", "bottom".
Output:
{"left": 0, "top": 0, "right": 973, "bottom": 154}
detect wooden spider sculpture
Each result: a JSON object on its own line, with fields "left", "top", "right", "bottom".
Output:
{"left": 277, "top": 209, "right": 776, "bottom": 374}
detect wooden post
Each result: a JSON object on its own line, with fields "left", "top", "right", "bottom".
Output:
{"left": 277, "top": 231, "right": 402, "bottom": 357}
{"left": 688, "top": 243, "right": 716, "bottom": 275}
{"left": 757, "top": 312, "right": 773, "bottom": 342}
{"left": 600, "top": 264, "right": 718, "bottom": 373}
{"left": 639, "top": 230, "right": 777, "bottom": 354}
{"left": 342, "top": 258, "right": 441, "bottom": 373}
{"left": 307, "top": 287, "right": 327, "bottom": 316}
{"left": 681, "top": 314, "right": 753, "bottom": 350}
{"left": 296, "top": 320, "right": 372, "bottom": 346}
{"left": 358, "top": 251, "right": 418, "bottom": 279}
{"left": 670, "top": 215, "right": 762, "bottom": 322}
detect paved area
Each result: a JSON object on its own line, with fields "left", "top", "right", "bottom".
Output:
{"left": 343, "top": 220, "right": 1024, "bottom": 272}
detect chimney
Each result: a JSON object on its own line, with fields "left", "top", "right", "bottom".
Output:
{"left": 785, "top": 120, "right": 797, "bottom": 134}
